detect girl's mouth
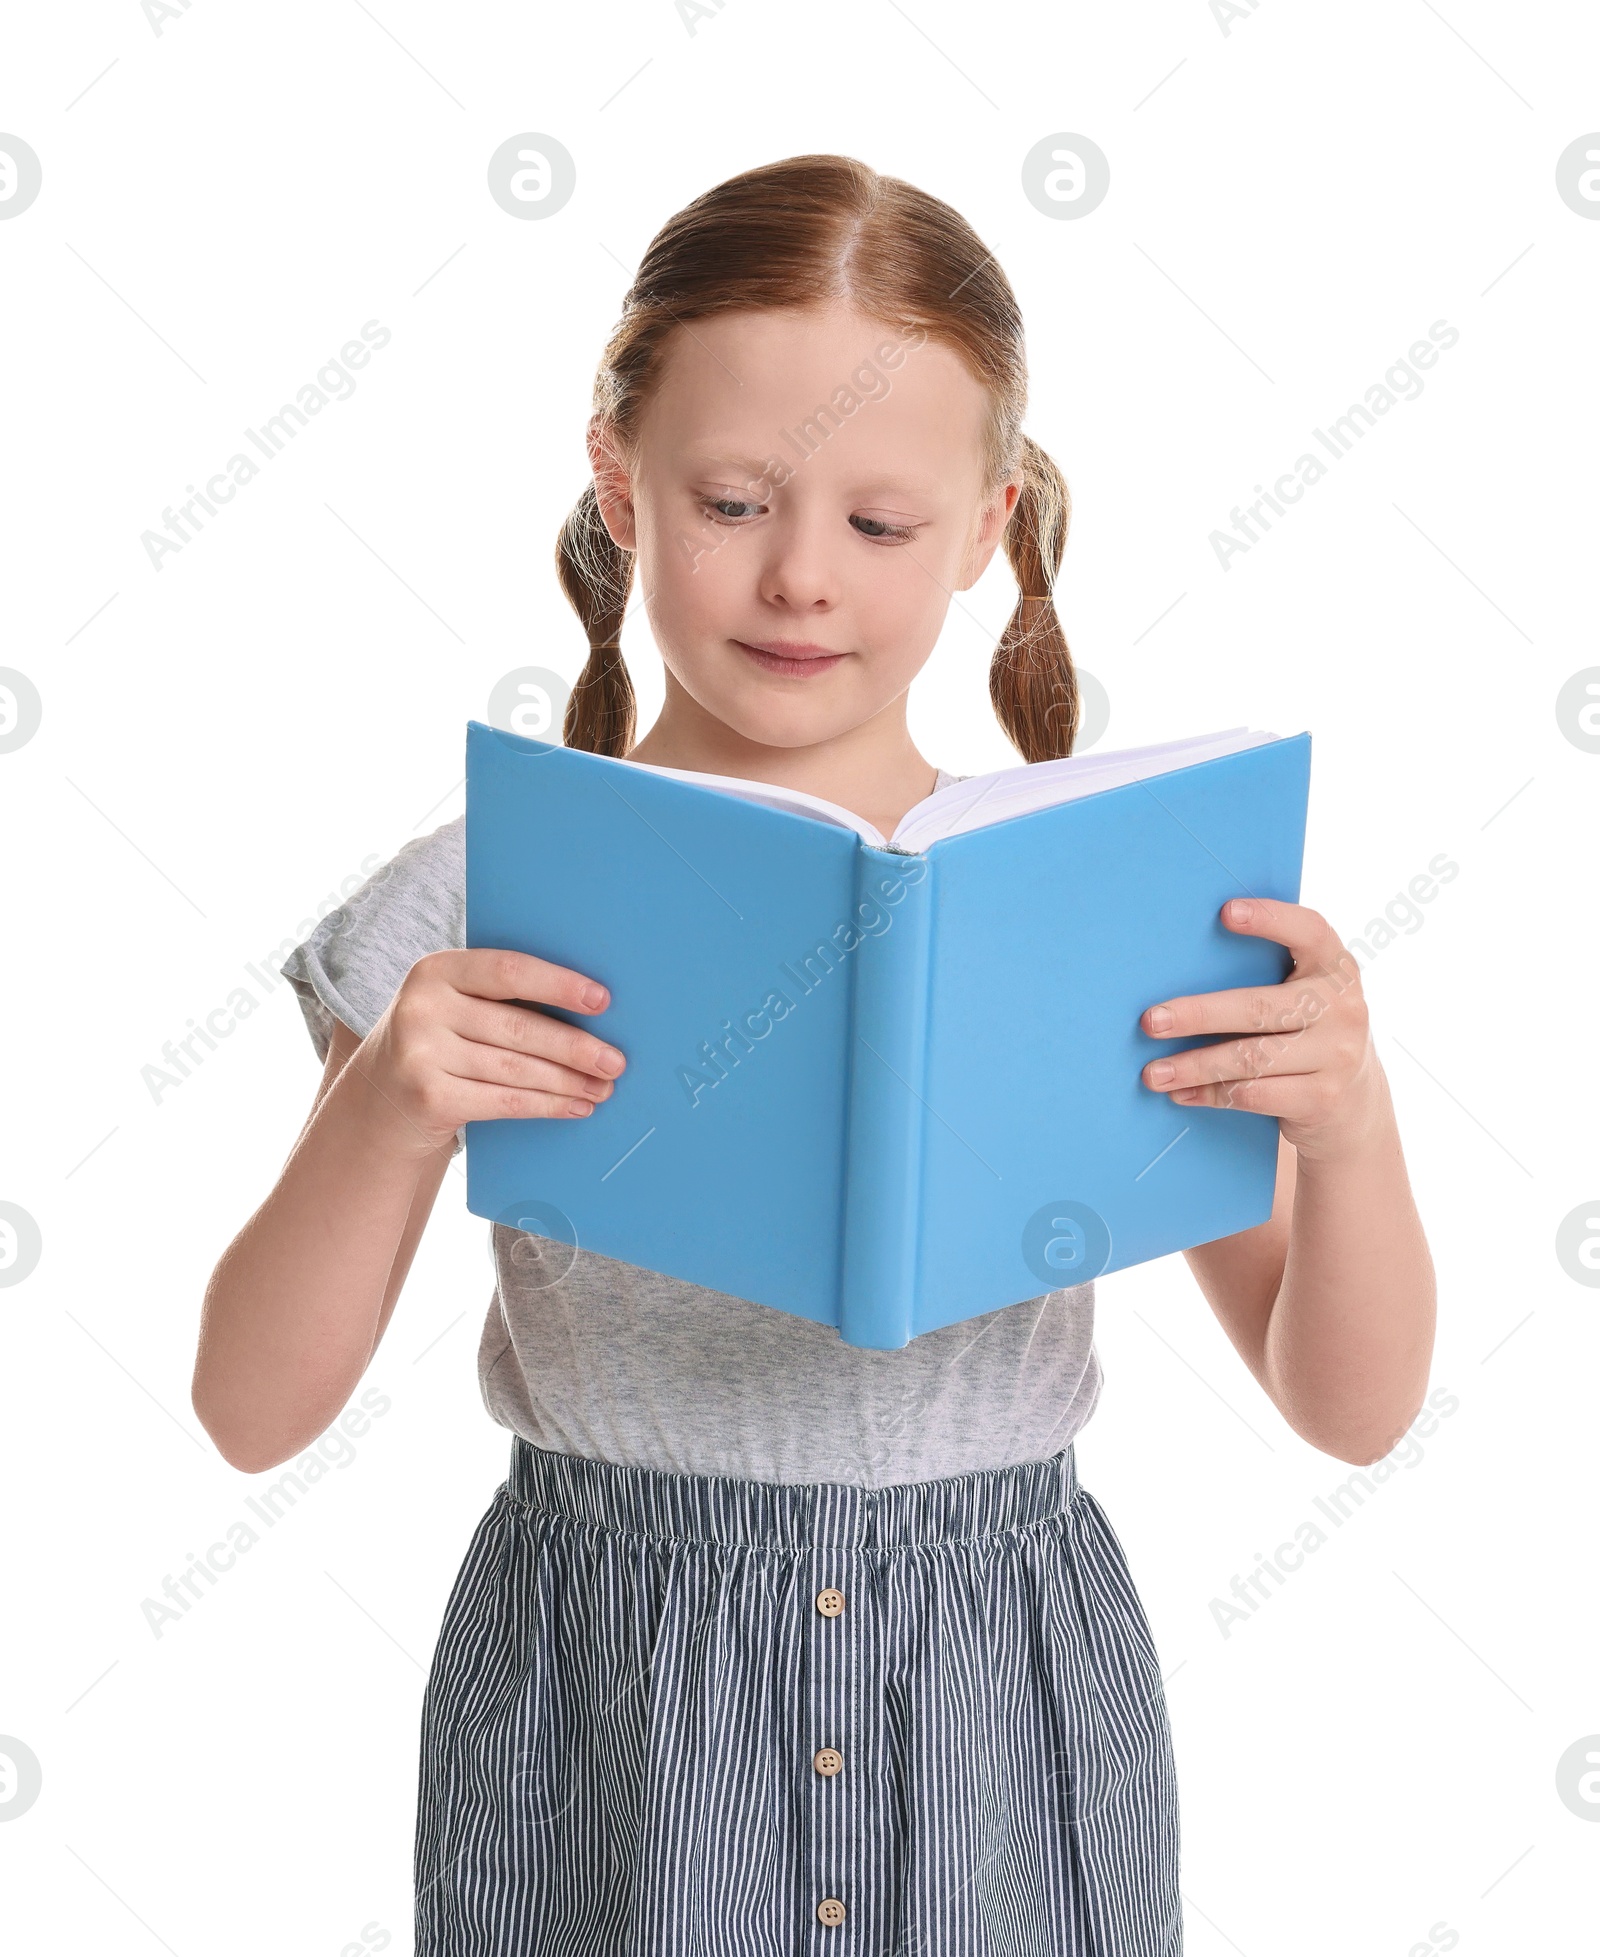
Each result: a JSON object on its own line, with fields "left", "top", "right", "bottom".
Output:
{"left": 733, "top": 638, "right": 847, "bottom": 678}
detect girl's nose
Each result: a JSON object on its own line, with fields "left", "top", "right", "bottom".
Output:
{"left": 757, "top": 513, "right": 839, "bottom": 613}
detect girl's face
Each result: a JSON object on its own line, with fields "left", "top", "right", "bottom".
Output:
{"left": 591, "top": 302, "right": 1018, "bottom": 754}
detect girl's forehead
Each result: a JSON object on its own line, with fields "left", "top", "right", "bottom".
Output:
{"left": 654, "top": 302, "right": 960, "bottom": 383}
{"left": 639, "top": 304, "right": 991, "bottom": 463}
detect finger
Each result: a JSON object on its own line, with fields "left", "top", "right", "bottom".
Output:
{"left": 1140, "top": 903, "right": 1356, "bottom": 1040}
{"left": 445, "top": 1074, "right": 605, "bottom": 1121}
{"left": 1164, "top": 1073, "right": 1326, "bottom": 1117}
{"left": 1219, "top": 896, "right": 1329, "bottom": 959}
{"left": 444, "top": 1031, "right": 617, "bottom": 1104}
{"left": 1143, "top": 1030, "right": 1320, "bottom": 1093}
{"left": 442, "top": 946, "right": 613, "bottom": 1016}
{"left": 452, "top": 993, "right": 625, "bottom": 1084}
{"left": 1140, "top": 979, "right": 1332, "bottom": 1043}
{"left": 1225, "top": 900, "right": 1362, "bottom": 995}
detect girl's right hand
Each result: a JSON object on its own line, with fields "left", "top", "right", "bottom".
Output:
{"left": 352, "top": 948, "right": 626, "bottom": 1155}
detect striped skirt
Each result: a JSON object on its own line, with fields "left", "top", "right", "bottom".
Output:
{"left": 414, "top": 1437, "right": 1181, "bottom": 1954}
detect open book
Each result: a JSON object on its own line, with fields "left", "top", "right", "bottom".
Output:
{"left": 624, "top": 726, "right": 1282, "bottom": 852}
{"left": 463, "top": 720, "right": 1312, "bottom": 1349}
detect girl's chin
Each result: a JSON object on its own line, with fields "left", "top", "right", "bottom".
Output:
{"left": 716, "top": 695, "right": 862, "bottom": 753}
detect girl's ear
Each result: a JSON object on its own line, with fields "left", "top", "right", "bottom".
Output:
{"left": 587, "top": 418, "right": 638, "bottom": 551}
{"left": 956, "top": 476, "right": 1022, "bottom": 592}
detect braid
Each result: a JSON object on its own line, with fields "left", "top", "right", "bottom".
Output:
{"left": 555, "top": 484, "right": 637, "bottom": 757}
{"left": 990, "top": 437, "right": 1076, "bottom": 763}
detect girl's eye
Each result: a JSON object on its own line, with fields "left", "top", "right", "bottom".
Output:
{"left": 702, "top": 497, "right": 762, "bottom": 523}
{"left": 696, "top": 497, "right": 911, "bottom": 544}
{"left": 850, "top": 514, "right": 917, "bottom": 542}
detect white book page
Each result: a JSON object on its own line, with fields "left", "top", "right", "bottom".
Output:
{"left": 620, "top": 727, "right": 1286, "bottom": 851}
{"left": 617, "top": 758, "right": 890, "bottom": 843}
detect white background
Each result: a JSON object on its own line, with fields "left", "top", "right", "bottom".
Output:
{"left": 3, "top": 2, "right": 1598, "bottom": 1951}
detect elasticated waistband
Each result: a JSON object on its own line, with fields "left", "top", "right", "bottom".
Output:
{"left": 503, "top": 1435, "right": 1081, "bottom": 1552}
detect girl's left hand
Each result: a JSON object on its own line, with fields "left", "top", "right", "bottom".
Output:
{"left": 1139, "top": 897, "right": 1380, "bottom": 1161}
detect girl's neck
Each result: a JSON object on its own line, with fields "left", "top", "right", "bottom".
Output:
{"left": 625, "top": 685, "right": 940, "bottom": 842}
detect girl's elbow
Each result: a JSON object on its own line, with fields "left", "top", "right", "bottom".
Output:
{"left": 1308, "top": 1394, "right": 1429, "bottom": 1467}
{"left": 191, "top": 1372, "right": 296, "bottom": 1476}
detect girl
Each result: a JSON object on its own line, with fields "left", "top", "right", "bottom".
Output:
{"left": 193, "top": 155, "right": 1435, "bottom": 1955}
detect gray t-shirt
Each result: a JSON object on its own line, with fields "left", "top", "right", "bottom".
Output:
{"left": 281, "top": 777, "right": 1103, "bottom": 1486}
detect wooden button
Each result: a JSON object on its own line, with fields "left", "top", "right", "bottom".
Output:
{"left": 813, "top": 1747, "right": 844, "bottom": 1776}
{"left": 815, "top": 1587, "right": 845, "bottom": 1617}
{"left": 817, "top": 1897, "right": 847, "bottom": 1927}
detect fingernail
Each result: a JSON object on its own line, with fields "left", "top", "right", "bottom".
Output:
{"left": 1230, "top": 900, "right": 1253, "bottom": 924}
{"left": 568, "top": 1099, "right": 593, "bottom": 1116}
{"left": 1149, "top": 1062, "right": 1175, "bottom": 1084}
{"left": 1147, "top": 1007, "right": 1172, "bottom": 1033}
{"left": 595, "top": 1047, "right": 624, "bottom": 1075}
{"left": 582, "top": 983, "right": 608, "bottom": 1009}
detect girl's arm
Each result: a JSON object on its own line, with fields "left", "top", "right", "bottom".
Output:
{"left": 1144, "top": 898, "right": 1437, "bottom": 1465}
{"left": 1183, "top": 1101, "right": 1436, "bottom": 1464}
{"left": 192, "top": 949, "right": 626, "bottom": 1474}
{"left": 192, "top": 1019, "right": 452, "bottom": 1473}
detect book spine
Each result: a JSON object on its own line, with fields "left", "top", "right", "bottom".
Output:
{"left": 837, "top": 846, "right": 935, "bottom": 1349}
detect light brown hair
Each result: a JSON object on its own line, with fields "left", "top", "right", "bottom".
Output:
{"left": 556, "top": 153, "right": 1077, "bottom": 763}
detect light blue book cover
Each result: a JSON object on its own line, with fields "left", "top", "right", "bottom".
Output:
{"left": 463, "top": 720, "right": 1312, "bottom": 1349}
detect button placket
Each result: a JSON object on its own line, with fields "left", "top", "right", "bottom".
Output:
{"left": 802, "top": 1491, "right": 879, "bottom": 1948}
{"left": 808, "top": 1558, "right": 851, "bottom": 1937}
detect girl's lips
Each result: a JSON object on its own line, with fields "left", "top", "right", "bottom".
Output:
{"left": 733, "top": 638, "right": 846, "bottom": 677}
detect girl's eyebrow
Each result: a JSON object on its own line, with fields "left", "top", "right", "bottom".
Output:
{"left": 684, "top": 450, "right": 946, "bottom": 502}
{"left": 682, "top": 451, "right": 780, "bottom": 483}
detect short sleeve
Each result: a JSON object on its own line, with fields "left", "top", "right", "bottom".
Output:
{"left": 279, "top": 814, "right": 466, "bottom": 1065}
